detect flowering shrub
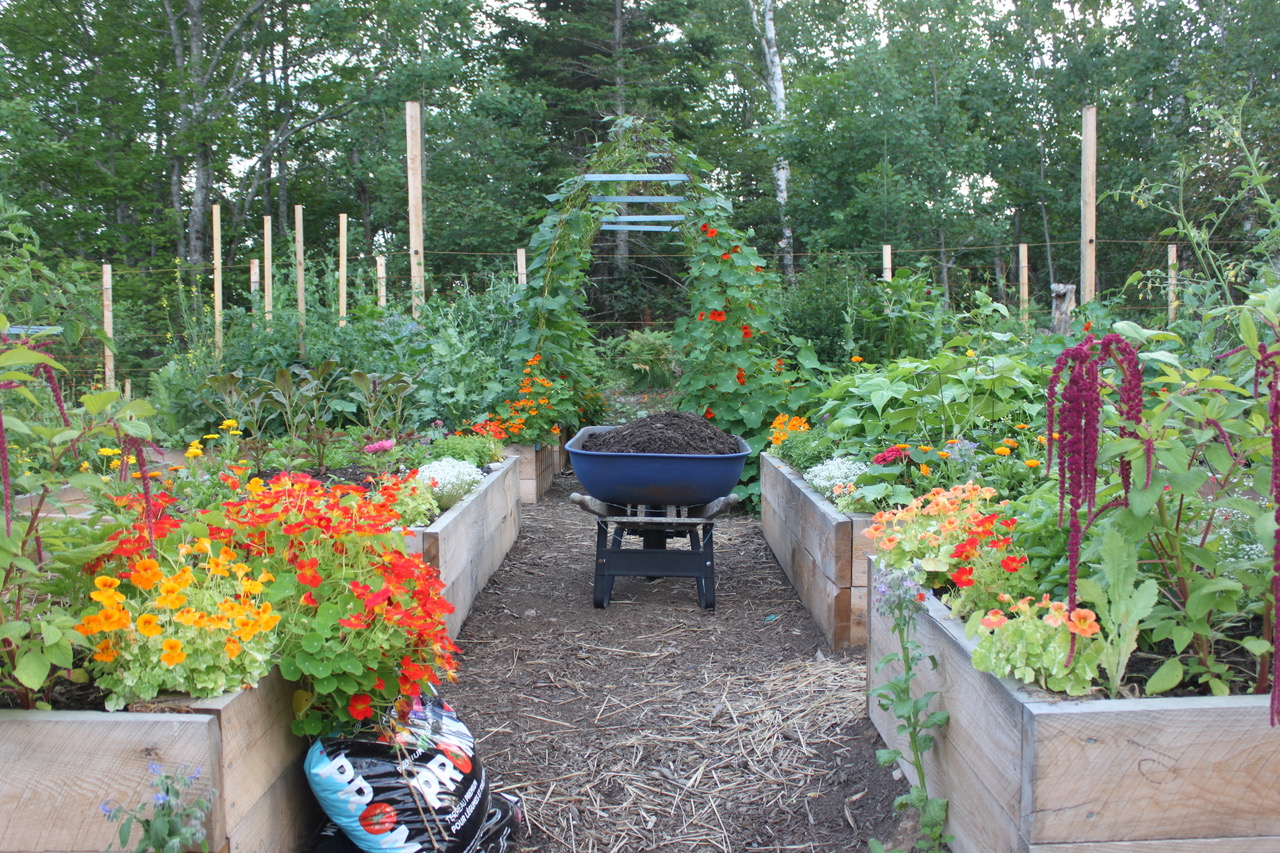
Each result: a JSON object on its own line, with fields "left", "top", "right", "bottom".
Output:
{"left": 489, "top": 354, "right": 576, "bottom": 443}
{"left": 968, "top": 593, "right": 1103, "bottom": 695}
{"left": 417, "top": 457, "right": 484, "bottom": 510}
{"left": 77, "top": 496, "right": 282, "bottom": 708}
{"left": 862, "top": 482, "right": 1038, "bottom": 619}
{"left": 85, "top": 470, "right": 457, "bottom": 735}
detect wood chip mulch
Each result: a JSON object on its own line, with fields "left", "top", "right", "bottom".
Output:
{"left": 443, "top": 472, "right": 914, "bottom": 852}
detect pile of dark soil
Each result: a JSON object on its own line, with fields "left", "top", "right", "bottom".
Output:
{"left": 582, "top": 411, "right": 741, "bottom": 455}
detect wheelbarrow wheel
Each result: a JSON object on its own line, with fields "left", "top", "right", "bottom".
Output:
{"left": 593, "top": 574, "right": 614, "bottom": 608}
{"left": 696, "top": 577, "right": 715, "bottom": 610}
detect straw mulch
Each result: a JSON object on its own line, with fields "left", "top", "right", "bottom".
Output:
{"left": 444, "top": 473, "right": 914, "bottom": 852}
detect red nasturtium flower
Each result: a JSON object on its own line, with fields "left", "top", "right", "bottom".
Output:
{"left": 741, "top": 325, "right": 753, "bottom": 339}
{"left": 721, "top": 252, "right": 731, "bottom": 260}
{"left": 707, "top": 228, "right": 718, "bottom": 237}
{"left": 1000, "top": 555, "right": 1028, "bottom": 572}
{"left": 348, "top": 694, "right": 374, "bottom": 720}
{"left": 709, "top": 310, "right": 727, "bottom": 322}
{"left": 950, "top": 566, "right": 975, "bottom": 587}
{"left": 736, "top": 367, "right": 746, "bottom": 385}
{"left": 704, "top": 408, "right": 715, "bottom": 419}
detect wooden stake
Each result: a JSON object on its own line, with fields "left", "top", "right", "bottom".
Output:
{"left": 376, "top": 255, "right": 387, "bottom": 307}
{"left": 102, "top": 264, "right": 115, "bottom": 391}
{"left": 1081, "top": 105, "right": 1097, "bottom": 305}
{"left": 1019, "top": 243, "right": 1030, "bottom": 331}
{"left": 212, "top": 204, "right": 223, "bottom": 358}
{"left": 881, "top": 245, "right": 892, "bottom": 281}
{"left": 250, "top": 258, "right": 260, "bottom": 295}
{"left": 1168, "top": 244, "right": 1178, "bottom": 325}
{"left": 263, "top": 215, "right": 273, "bottom": 322}
{"left": 406, "top": 101, "right": 425, "bottom": 318}
{"left": 294, "top": 204, "right": 305, "bottom": 355}
{"left": 338, "top": 213, "right": 348, "bottom": 328}
{"left": 516, "top": 248, "right": 528, "bottom": 286}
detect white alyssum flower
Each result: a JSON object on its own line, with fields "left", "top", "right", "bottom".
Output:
{"left": 417, "top": 457, "right": 484, "bottom": 510}
{"left": 805, "top": 457, "right": 870, "bottom": 499}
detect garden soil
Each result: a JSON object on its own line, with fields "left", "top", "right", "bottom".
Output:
{"left": 441, "top": 470, "right": 919, "bottom": 853}
{"left": 580, "top": 411, "right": 742, "bottom": 455}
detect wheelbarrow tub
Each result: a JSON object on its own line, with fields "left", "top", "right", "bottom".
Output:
{"left": 565, "top": 425, "right": 749, "bottom": 507}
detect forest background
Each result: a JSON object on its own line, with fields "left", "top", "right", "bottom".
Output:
{"left": 0, "top": 0, "right": 1276, "bottom": 391}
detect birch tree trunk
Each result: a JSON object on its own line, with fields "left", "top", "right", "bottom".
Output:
{"left": 748, "top": 0, "right": 795, "bottom": 281}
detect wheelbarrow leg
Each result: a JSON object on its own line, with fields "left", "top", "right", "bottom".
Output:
{"left": 695, "top": 522, "right": 715, "bottom": 610}
{"left": 593, "top": 520, "right": 620, "bottom": 608}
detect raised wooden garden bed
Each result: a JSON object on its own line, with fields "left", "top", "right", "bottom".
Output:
{"left": 759, "top": 453, "right": 874, "bottom": 648}
{"left": 404, "top": 455, "right": 521, "bottom": 637}
{"left": 505, "top": 441, "right": 558, "bottom": 504}
{"left": 0, "top": 669, "right": 315, "bottom": 853}
{"left": 867, "top": 584, "right": 1280, "bottom": 853}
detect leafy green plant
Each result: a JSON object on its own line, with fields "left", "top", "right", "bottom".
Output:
{"left": 868, "top": 564, "right": 952, "bottom": 853}
{"left": 968, "top": 592, "right": 1105, "bottom": 696}
{"left": 102, "top": 763, "right": 214, "bottom": 853}
{"left": 602, "top": 329, "right": 680, "bottom": 389}
{"left": 1076, "top": 525, "right": 1159, "bottom": 698}
{"left": 1, "top": 323, "right": 156, "bottom": 709}
{"left": 428, "top": 434, "right": 503, "bottom": 468}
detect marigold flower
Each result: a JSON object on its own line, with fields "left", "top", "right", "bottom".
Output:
{"left": 1025, "top": 459, "right": 1041, "bottom": 468}
{"left": 1002, "top": 438, "right": 1020, "bottom": 448}
{"left": 850, "top": 356, "right": 863, "bottom": 363}
{"left": 994, "top": 446, "right": 1012, "bottom": 456}
{"left": 219, "top": 419, "right": 238, "bottom": 430}
{"left": 919, "top": 463, "right": 931, "bottom": 476}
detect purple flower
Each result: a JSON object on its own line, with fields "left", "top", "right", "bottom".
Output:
{"left": 363, "top": 439, "right": 395, "bottom": 454}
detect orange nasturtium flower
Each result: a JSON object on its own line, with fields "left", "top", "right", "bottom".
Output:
{"left": 1067, "top": 608, "right": 1101, "bottom": 637}
{"left": 160, "top": 638, "right": 186, "bottom": 667}
{"left": 136, "top": 614, "right": 163, "bottom": 638}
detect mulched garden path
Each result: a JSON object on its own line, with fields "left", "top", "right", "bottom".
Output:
{"left": 444, "top": 470, "right": 916, "bottom": 853}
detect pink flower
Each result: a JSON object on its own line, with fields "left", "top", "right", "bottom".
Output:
{"left": 364, "top": 439, "right": 395, "bottom": 454}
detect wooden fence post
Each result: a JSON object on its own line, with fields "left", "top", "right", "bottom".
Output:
{"left": 1168, "top": 244, "right": 1178, "bottom": 325}
{"left": 250, "top": 259, "right": 260, "bottom": 329}
{"left": 1019, "top": 243, "right": 1030, "bottom": 331}
{"left": 1051, "top": 282, "right": 1075, "bottom": 336}
{"left": 376, "top": 255, "right": 387, "bottom": 307}
{"left": 406, "top": 101, "right": 425, "bottom": 318}
{"left": 882, "top": 245, "right": 892, "bottom": 281}
{"left": 294, "top": 204, "right": 305, "bottom": 355}
{"left": 1081, "top": 105, "right": 1097, "bottom": 305}
{"left": 516, "top": 248, "right": 527, "bottom": 286}
{"left": 263, "top": 215, "right": 273, "bottom": 322}
{"left": 102, "top": 264, "right": 114, "bottom": 391}
{"left": 338, "top": 213, "right": 348, "bottom": 328}
{"left": 212, "top": 204, "right": 223, "bottom": 358}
